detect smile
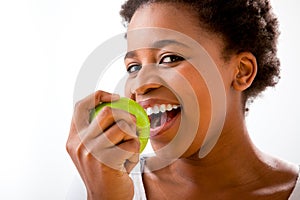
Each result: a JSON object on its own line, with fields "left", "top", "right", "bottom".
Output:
{"left": 144, "top": 104, "right": 181, "bottom": 137}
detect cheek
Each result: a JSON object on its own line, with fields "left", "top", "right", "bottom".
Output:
{"left": 177, "top": 66, "right": 212, "bottom": 119}
{"left": 124, "top": 79, "right": 131, "bottom": 98}
{"left": 152, "top": 66, "right": 212, "bottom": 157}
{"left": 178, "top": 68, "right": 212, "bottom": 156}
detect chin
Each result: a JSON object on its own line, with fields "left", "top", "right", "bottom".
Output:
{"left": 150, "top": 136, "right": 204, "bottom": 161}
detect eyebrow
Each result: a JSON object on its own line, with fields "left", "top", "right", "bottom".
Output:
{"left": 152, "top": 39, "right": 189, "bottom": 49}
{"left": 124, "top": 39, "right": 189, "bottom": 60}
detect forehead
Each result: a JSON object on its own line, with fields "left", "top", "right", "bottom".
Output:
{"left": 126, "top": 3, "right": 223, "bottom": 55}
{"left": 126, "top": 27, "right": 198, "bottom": 54}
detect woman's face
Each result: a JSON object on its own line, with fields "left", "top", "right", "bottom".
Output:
{"left": 124, "top": 3, "right": 232, "bottom": 159}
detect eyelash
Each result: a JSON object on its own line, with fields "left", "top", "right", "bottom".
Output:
{"left": 126, "top": 55, "right": 185, "bottom": 74}
{"left": 127, "top": 64, "right": 142, "bottom": 74}
{"left": 159, "top": 55, "right": 185, "bottom": 64}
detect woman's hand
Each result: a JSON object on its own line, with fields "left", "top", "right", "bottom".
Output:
{"left": 66, "top": 91, "right": 140, "bottom": 200}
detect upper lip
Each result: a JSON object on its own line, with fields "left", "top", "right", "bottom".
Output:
{"left": 137, "top": 98, "right": 180, "bottom": 109}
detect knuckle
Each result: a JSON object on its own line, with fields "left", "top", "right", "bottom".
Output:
{"left": 117, "top": 120, "right": 128, "bottom": 129}
{"left": 94, "top": 90, "right": 104, "bottom": 102}
{"left": 65, "top": 140, "right": 73, "bottom": 155}
{"left": 117, "top": 120, "right": 134, "bottom": 135}
{"left": 95, "top": 106, "right": 113, "bottom": 122}
{"left": 121, "top": 121, "right": 137, "bottom": 137}
{"left": 66, "top": 140, "right": 80, "bottom": 157}
{"left": 100, "top": 106, "right": 112, "bottom": 115}
{"left": 75, "top": 142, "right": 88, "bottom": 158}
{"left": 74, "top": 100, "right": 84, "bottom": 110}
{"left": 65, "top": 136, "right": 85, "bottom": 158}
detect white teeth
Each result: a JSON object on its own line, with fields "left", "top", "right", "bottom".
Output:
{"left": 160, "top": 104, "right": 166, "bottom": 112}
{"left": 145, "top": 104, "right": 180, "bottom": 116}
{"left": 166, "top": 104, "right": 172, "bottom": 111}
{"left": 153, "top": 105, "right": 160, "bottom": 114}
{"left": 146, "top": 107, "right": 152, "bottom": 115}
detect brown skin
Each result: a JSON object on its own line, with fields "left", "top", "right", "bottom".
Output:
{"left": 127, "top": 3, "right": 298, "bottom": 200}
{"left": 66, "top": 3, "right": 298, "bottom": 200}
{"left": 66, "top": 91, "right": 138, "bottom": 200}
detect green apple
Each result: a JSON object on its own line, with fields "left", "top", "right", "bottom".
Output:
{"left": 90, "top": 97, "right": 150, "bottom": 153}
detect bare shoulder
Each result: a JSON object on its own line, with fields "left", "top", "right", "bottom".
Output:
{"left": 253, "top": 154, "right": 299, "bottom": 199}
{"left": 140, "top": 154, "right": 299, "bottom": 199}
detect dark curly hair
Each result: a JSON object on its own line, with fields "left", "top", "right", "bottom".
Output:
{"left": 120, "top": 0, "right": 281, "bottom": 108}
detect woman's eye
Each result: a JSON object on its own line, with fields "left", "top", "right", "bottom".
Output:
{"left": 159, "top": 55, "right": 184, "bottom": 64}
{"left": 127, "top": 64, "right": 142, "bottom": 74}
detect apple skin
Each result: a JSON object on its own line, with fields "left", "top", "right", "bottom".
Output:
{"left": 90, "top": 97, "right": 150, "bottom": 153}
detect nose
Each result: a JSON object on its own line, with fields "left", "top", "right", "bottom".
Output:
{"left": 126, "top": 64, "right": 162, "bottom": 100}
{"left": 130, "top": 82, "right": 162, "bottom": 101}
{"left": 131, "top": 83, "right": 161, "bottom": 97}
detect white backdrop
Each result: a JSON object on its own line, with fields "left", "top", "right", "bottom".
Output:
{"left": 0, "top": 0, "right": 299, "bottom": 199}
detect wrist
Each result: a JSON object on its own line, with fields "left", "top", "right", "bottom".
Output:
{"left": 86, "top": 172, "right": 134, "bottom": 200}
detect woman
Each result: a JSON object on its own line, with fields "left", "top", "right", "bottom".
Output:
{"left": 67, "top": 0, "right": 300, "bottom": 199}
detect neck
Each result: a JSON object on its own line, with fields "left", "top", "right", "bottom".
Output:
{"left": 170, "top": 118, "right": 274, "bottom": 189}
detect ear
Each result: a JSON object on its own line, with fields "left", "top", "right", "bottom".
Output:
{"left": 232, "top": 52, "right": 257, "bottom": 91}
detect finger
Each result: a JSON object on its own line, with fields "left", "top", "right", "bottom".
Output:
{"left": 117, "top": 137, "right": 140, "bottom": 154}
{"left": 83, "top": 119, "right": 137, "bottom": 160}
{"left": 72, "top": 90, "right": 120, "bottom": 132}
{"left": 75, "top": 90, "right": 120, "bottom": 110}
{"left": 66, "top": 124, "right": 82, "bottom": 159}
{"left": 87, "top": 107, "right": 136, "bottom": 139}
{"left": 94, "top": 139, "right": 140, "bottom": 172}
{"left": 116, "top": 139, "right": 140, "bottom": 172}
{"left": 106, "top": 120, "right": 137, "bottom": 145}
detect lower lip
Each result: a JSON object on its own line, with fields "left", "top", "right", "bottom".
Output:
{"left": 149, "top": 111, "right": 181, "bottom": 138}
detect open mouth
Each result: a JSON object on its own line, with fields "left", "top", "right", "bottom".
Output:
{"left": 145, "top": 104, "right": 181, "bottom": 136}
